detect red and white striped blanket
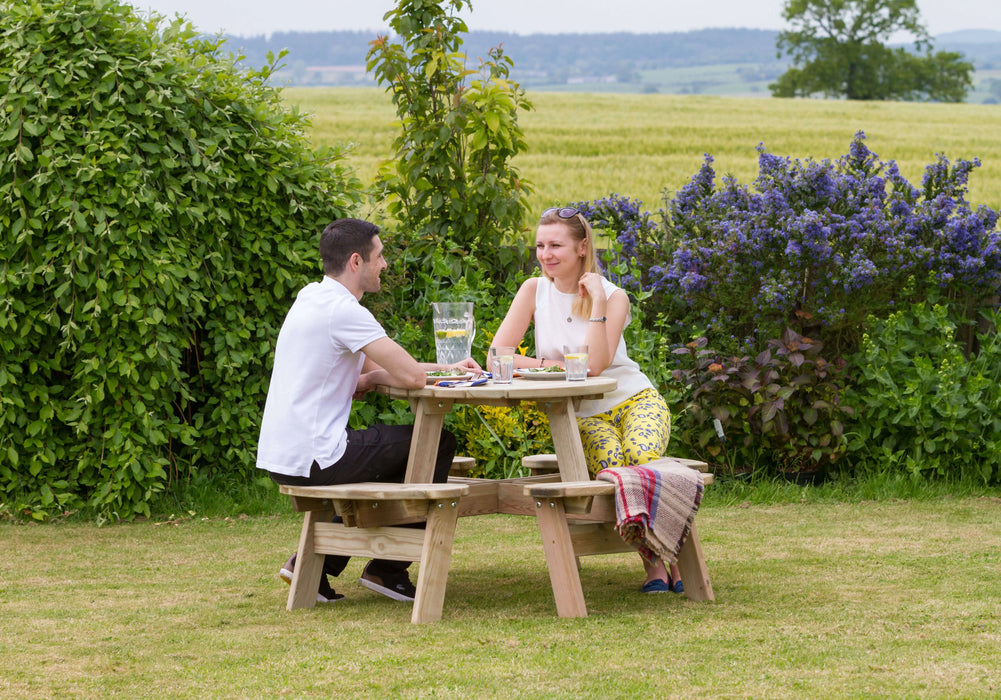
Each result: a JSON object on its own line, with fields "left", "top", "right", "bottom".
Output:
{"left": 596, "top": 457, "right": 704, "bottom": 564}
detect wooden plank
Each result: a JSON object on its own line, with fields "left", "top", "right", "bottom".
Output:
{"left": 446, "top": 477, "right": 500, "bottom": 516}
{"left": 542, "top": 399, "right": 590, "bottom": 482}
{"left": 405, "top": 397, "right": 451, "bottom": 483}
{"left": 676, "top": 521, "right": 715, "bottom": 602}
{"left": 533, "top": 498, "right": 588, "bottom": 617}
{"left": 345, "top": 500, "right": 429, "bottom": 528}
{"left": 569, "top": 523, "right": 634, "bottom": 556}
{"left": 524, "top": 480, "right": 615, "bottom": 499}
{"left": 525, "top": 474, "right": 713, "bottom": 498}
{"left": 279, "top": 482, "right": 468, "bottom": 501}
{"left": 287, "top": 508, "right": 332, "bottom": 611}
{"left": 411, "top": 498, "right": 461, "bottom": 624}
{"left": 522, "top": 453, "right": 560, "bottom": 474}
{"left": 449, "top": 455, "right": 475, "bottom": 476}
{"left": 497, "top": 482, "right": 542, "bottom": 516}
{"left": 287, "top": 494, "right": 330, "bottom": 513}
{"left": 312, "top": 522, "right": 425, "bottom": 561}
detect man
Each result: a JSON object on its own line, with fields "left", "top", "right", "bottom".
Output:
{"left": 257, "top": 218, "right": 479, "bottom": 603}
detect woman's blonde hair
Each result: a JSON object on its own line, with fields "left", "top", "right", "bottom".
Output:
{"left": 538, "top": 207, "right": 598, "bottom": 319}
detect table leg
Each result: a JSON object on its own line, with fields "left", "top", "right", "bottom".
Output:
{"left": 534, "top": 497, "right": 588, "bottom": 617}
{"left": 287, "top": 508, "right": 332, "bottom": 611}
{"left": 676, "top": 521, "right": 715, "bottom": 602}
{"left": 405, "top": 397, "right": 452, "bottom": 483}
{"left": 542, "top": 399, "right": 590, "bottom": 482}
{"left": 411, "top": 497, "right": 461, "bottom": 623}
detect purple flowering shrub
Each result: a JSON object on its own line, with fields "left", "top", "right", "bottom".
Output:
{"left": 572, "top": 194, "right": 661, "bottom": 294}
{"left": 655, "top": 131, "right": 1000, "bottom": 356}
{"left": 571, "top": 135, "right": 1000, "bottom": 478}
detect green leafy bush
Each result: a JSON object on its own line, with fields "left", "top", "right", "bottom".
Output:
{"left": 669, "top": 329, "right": 852, "bottom": 477}
{"left": 0, "top": 0, "right": 360, "bottom": 519}
{"left": 448, "top": 405, "right": 553, "bottom": 479}
{"left": 844, "top": 302, "right": 1001, "bottom": 484}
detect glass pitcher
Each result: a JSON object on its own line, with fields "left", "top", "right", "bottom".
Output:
{"left": 431, "top": 302, "right": 475, "bottom": 365}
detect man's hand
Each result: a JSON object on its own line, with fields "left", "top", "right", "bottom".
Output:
{"left": 451, "top": 357, "right": 483, "bottom": 373}
{"left": 353, "top": 371, "right": 380, "bottom": 399}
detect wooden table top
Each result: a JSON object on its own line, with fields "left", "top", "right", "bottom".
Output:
{"left": 380, "top": 375, "right": 617, "bottom": 402}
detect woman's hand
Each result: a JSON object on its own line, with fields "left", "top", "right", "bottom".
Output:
{"left": 578, "top": 272, "right": 606, "bottom": 302}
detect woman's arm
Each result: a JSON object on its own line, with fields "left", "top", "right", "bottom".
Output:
{"left": 491, "top": 278, "right": 542, "bottom": 369}
{"left": 578, "top": 273, "right": 629, "bottom": 374}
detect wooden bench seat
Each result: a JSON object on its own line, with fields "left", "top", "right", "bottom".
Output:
{"left": 523, "top": 453, "right": 709, "bottom": 476}
{"left": 279, "top": 481, "right": 469, "bottom": 623}
{"left": 522, "top": 459, "right": 715, "bottom": 617}
{"left": 448, "top": 455, "right": 476, "bottom": 477}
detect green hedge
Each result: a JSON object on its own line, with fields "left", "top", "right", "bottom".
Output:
{"left": 0, "top": 0, "right": 360, "bottom": 519}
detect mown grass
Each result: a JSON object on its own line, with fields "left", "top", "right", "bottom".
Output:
{"left": 285, "top": 87, "right": 1001, "bottom": 220}
{"left": 3, "top": 491, "right": 999, "bottom": 698}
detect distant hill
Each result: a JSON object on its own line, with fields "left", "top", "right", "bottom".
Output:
{"left": 937, "top": 29, "right": 1001, "bottom": 45}
{"left": 227, "top": 28, "right": 788, "bottom": 94}
{"left": 935, "top": 29, "right": 1001, "bottom": 70}
{"left": 223, "top": 27, "right": 1001, "bottom": 100}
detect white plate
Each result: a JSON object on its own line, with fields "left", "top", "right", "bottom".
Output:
{"left": 426, "top": 371, "right": 473, "bottom": 384}
{"left": 514, "top": 369, "right": 566, "bottom": 381}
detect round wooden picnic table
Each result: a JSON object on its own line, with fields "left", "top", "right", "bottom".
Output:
{"left": 379, "top": 376, "right": 617, "bottom": 483}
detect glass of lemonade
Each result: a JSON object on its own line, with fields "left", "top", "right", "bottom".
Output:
{"left": 432, "top": 302, "right": 474, "bottom": 365}
{"left": 562, "top": 344, "right": 589, "bottom": 381}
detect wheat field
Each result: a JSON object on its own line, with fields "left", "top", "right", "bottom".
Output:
{"left": 283, "top": 86, "right": 1001, "bottom": 217}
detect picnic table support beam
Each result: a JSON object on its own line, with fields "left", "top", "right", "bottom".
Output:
{"left": 540, "top": 400, "right": 590, "bottom": 482}
{"left": 405, "top": 398, "right": 452, "bottom": 483}
{"left": 676, "top": 522, "right": 715, "bottom": 602}
{"left": 533, "top": 497, "right": 588, "bottom": 618}
{"left": 411, "top": 498, "right": 462, "bottom": 623}
{"left": 287, "top": 507, "right": 333, "bottom": 611}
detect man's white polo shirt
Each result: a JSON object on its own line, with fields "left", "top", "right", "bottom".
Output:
{"left": 256, "top": 277, "right": 386, "bottom": 478}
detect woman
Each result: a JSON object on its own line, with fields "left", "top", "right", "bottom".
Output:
{"left": 492, "top": 206, "right": 682, "bottom": 594}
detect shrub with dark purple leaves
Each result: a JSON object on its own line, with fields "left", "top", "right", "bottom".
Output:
{"left": 670, "top": 329, "right": 852, "bottom": 477}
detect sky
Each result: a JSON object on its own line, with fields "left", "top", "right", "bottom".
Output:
{"left": 127, "top": 0, "right": 1001, "bottom": 39}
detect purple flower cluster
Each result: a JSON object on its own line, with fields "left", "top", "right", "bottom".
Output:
{"left": 653, "top": 132, "right": 999, "bottom": 354}
{"left": 571, "top": 194, "right": 663, "bottom": 293}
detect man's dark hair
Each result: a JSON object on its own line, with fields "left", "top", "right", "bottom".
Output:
{"left": 319, "top": 218, "right": 379, "bottom": 276}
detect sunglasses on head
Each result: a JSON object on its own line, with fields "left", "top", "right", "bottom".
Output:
{"left": 542, "top": 206, "right": 580, "bottom": 219}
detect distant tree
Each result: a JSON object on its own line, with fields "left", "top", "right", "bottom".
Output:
{"left": 770, "top": 0, "right": 974, "bottom": 101}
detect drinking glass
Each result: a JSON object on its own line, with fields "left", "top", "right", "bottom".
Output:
{"left": 563, "top": 344, "right": 589, "bottom": 382}
{"left": 488, "top": 346, "right": 515, "bottom": 384}
{"left": 432, "top": 302, "right": 474, "bottom": 365}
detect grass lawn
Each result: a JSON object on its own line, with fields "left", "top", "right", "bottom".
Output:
{"left": 3, "top": 495, "right": 999, "bottom": 698}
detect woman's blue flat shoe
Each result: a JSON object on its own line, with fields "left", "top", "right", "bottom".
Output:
{"left": 641, "top": 578, "right": 673, "bottom": 593}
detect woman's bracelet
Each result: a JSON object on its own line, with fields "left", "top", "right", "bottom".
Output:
{"left": 589, "top": 316, "right": 607, "bottom": 323}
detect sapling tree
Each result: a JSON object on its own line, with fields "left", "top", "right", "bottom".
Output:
{"left": 366, "top": 0, "right": 533, "bottom": 289}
